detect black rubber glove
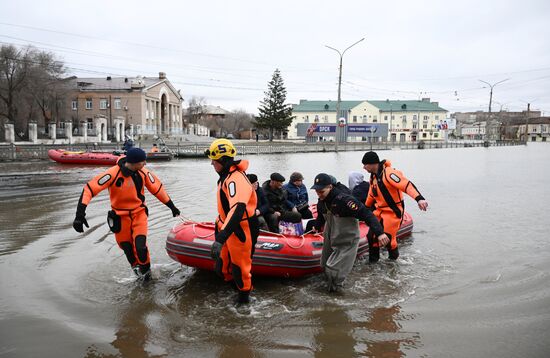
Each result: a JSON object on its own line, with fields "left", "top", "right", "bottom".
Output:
{"left": 165, "top": 200, "right": 180, "bottom": 217}
{"left": 73, "top": 202, "right": 88, "bottom": 233}
{"left": 210, "top": 241, "right": 223, "bottom": 260}
{"left": 73, "top": 216, "right": 89, "bottom": 233}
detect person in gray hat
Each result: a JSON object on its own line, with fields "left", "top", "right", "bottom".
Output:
{"left": 311, "top": 173, "right": 389, "bottom": 292}
{"left": 262, "top": 172, "right": 302, "bottom": 233}
{"left": 284, "top": 171, "right": 313, "bottom": 219}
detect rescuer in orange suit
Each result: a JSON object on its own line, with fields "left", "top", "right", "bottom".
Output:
{"left": 363, "top": 151, "right": 428, "bottom": 262}
{"left": 205, "top": 138, "right": 259, "bottom": 304}
{"left": 150, "top": 143, "right": 160, "bottom": 153}
{"left": 72, "top": 147, "right": 180, "bottom": 280}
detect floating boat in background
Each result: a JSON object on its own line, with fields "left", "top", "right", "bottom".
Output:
{"left": 166, "top": 211, "right": 414, "bottom": 278}
{"left": 48, "top": 149, "right": 173, "bottom": 165}
{"left": 47, "top": 149, "right": 120, "bottom": 165}
{"left": 147, "top": 151, "right": 173, "bottom": 161}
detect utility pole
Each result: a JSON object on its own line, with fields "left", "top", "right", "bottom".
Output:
{"left": 326, "top": 37, "right": 365, "bottom": 151}
{"left": 525, "top": 102, "right": 530, "bottom": 143}
{"left": 479, "top": 78, "right": 509, "bottom": 141}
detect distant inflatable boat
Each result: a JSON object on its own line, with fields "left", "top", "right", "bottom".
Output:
{"left": 47, "top": 149, "right": 120, "bottom": 165}
{"left": 48, "top": 149, "right": 173, "bottom": 165}
{"left": 166, "top": 211, "right": 413, "bottom": 278}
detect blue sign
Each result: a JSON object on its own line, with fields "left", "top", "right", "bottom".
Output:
{"left": 315, "top": 125, "right": 336, "bottom": 133}
{"left": 348, "top": 125, "right": 378, "bottom": 133}
{"left": 297, "top": 122, "right": 388, "bottom": 138}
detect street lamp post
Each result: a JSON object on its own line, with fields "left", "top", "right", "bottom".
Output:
{"left": 326, "top": 37, "right": 365, "bottom": 151}
{"left": 479, "top": 78, "right": 509, "bottom": 140}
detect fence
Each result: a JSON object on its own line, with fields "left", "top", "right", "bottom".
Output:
{"left": 0, "top": 140, "right": 525, "bottom": 161}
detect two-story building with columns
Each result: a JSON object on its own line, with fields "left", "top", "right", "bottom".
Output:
{"left": 290, "top": 99, "right": 448, "bottom": 142}
{"left": 66, "top": 72, "right": 183, "bottom": 141}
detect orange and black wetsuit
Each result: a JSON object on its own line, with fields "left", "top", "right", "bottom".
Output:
{"left": 75, "top": 158, "right": 178, "bottom": 274}
{"left": 214, "top": 159, "right": 259, "bottom": 295}
{"left": 365, "top": 159, "right": 425, "bottom": 261}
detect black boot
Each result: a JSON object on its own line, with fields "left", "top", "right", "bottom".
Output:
{"left": 388, "top": 247, "right": 399, "bottom": 260}
{"left": 236, "top": 290, "right": 250, "bottom": 304}
{"left": 369, "top": 247, "right": 380, "bottom": 263}
{"left": 133, "top": 264, "right": 152, "bottom": 282}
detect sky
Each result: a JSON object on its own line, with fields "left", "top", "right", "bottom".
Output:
{"left": 1, "top": 0, "right": 549, "bottom": 116}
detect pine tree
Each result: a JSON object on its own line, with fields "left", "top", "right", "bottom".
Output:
{"left": 256, "top": 69, "right": 294, "bottom": 141}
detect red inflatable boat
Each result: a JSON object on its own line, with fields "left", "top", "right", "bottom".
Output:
{"left": 48, "top": 149, "right": 173, "bottom": 165}
{"left": 166, "top": 212, "right": 413, "bottom": 278}
{"left": 48, "top": 149, "right": 120, "bottom": 165}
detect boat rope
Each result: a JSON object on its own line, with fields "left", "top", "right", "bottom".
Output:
{"left": 173, "top": 215, "right": 215, "bottom": 239}
{"left": 192, "top": 223, "right": 215, "bottom": 239}
{"left": 258, "top": 229, "right": 315, "bottom": 250}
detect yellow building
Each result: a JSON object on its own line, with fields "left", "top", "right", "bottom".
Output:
{"left": 290, "top": 98, "right": 448, "bottom": 142}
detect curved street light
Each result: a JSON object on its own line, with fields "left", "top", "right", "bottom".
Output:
{"left": 326, "top": 37, "right": 365, "bottom": 151}
{"left": 479, "top": 78, "right": 509, "bottom": 140}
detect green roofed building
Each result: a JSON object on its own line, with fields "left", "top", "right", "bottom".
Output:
{"left": 289, "top": 98, "right": 448, "bottom": 142}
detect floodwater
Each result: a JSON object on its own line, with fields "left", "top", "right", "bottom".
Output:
{"left": 1, "top": 143, "right": 549, "bottom": 357}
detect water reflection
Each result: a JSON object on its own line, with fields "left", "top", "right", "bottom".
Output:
{"left": 362, "top": 305, "right": 403, "bottom": 358}
{"left": 312, "top": 305, "right": 356, "bottom": 358}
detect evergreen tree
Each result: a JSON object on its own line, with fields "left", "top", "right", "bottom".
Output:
{"left": 256, "top": 69, "right": 294, "bottom": 141}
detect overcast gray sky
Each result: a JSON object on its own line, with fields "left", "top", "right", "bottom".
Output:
{"left": 1, "top": 0, "right": 549, "bottom": 115}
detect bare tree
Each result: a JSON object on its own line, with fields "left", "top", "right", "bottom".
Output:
{"left": 0, "top": 45, "right": 32, "bottom": 128}
{"left": 27, "top": 51, "right": 67, "bottom": 126}
{"left": 0, "top": 44, "right": 66, "bottom": 137}
{"left": 225, "top": 109, "right": 254, "bottom": 138}
{"left": 186, "top": 96, "right": 207, "bottom": 125}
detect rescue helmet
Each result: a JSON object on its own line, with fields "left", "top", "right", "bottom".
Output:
{"left": 205, "top": 138, "right": 237, "bottom": 160}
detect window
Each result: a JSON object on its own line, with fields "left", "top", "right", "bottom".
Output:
{"left": 413, "top": 114, "right": 417, "bottom": 121}
{"left": 423, "top": 133, "right": 427, "bottom": 138}
{"left": 87, "top": 118, "right": 93, "bottom": 130}
{"left": 59, "top": 122, "right": 66, "bottom": 129}
{"left": 352, "top": 116, "right": 357, "bottom": 123}
{"left": 434, "top": 133, "right": 439, "bottom": 138}
{"left": 435, "top": 115, "right": 439, "bottom": 120}
{"left": 402, "top": 115, "right": 407, "bottom": 121}
{"left": 373, "top": 115, "right": 377, "bottom": 121}
{"left": 423, "top": 115, "right": 429, "bottom": 121}
{"left": 85, "top": 99, "right": 92, "bottom": 110}
{"left": 373, "top": 118, "right": 377, "bottom": 123}
{"left": 391, "top": 115, "right": 395, "bottom": 120}
{"left": 423, "top": 124, "right": 428, "bottom": 129}
{"left": 72, "top": 100, "right": 78, "bottom": 110}
{"left": 384, "top": 115, "right": 388, "bottom": 121}
{"left": 315, "top": 115, "right": 319, "bottom": 122}
{"left": 413, "top": 123, "right": 417, "bottom": 129}
{"left": 323, "top": 115, "right": 328, "bottom": 123}
{"left": 114, "top": 98, "right": 122, "bottom": 110}
{"left": 100, "top": 99, "right": 107, "bottom": 109}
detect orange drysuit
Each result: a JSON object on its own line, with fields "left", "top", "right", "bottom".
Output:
{"left": 75, "top": 158, "right": 177, "bottom": 272}
{"left": 214, "top": 160, "right": 259, "bottom": 293}
{"left": 365, "top": 160, "right": 424, "bottom": 261}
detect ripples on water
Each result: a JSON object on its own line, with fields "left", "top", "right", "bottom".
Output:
{"left": 1, "top": 144, "right": 550, "bottom": 357}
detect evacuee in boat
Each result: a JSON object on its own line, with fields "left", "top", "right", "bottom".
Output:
{"left": 284, "top": 172, "right": 313, "bottom": 219}
{"left": 312, "top": 173, "right": 389, "bottom": 293}
{"left": 246, "top": 174, "right": 269, "bottom": 231}
{"left": 261, "top": 172, "right": 302, "bottom": 233}
{"left": 122, "top": 138, "right": 134, "bottom": 151}
{"left": 72, "top": 148, "right": 181, "bottom": 281}
{"left": 150, "top": 143, "right": 160, "bottom": 153}
{"left": 362, "top": 151, "right": 428, "bottom": 262}
{"left": 348, "top": 171, "right": 370, "bottom": 204}
{"left": 206, "top": 139, "right": 259, "bottom": 304}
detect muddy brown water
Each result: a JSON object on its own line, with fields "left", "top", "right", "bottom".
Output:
{"left": 1, "top": 144, "right": 549, "bottom": 357}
